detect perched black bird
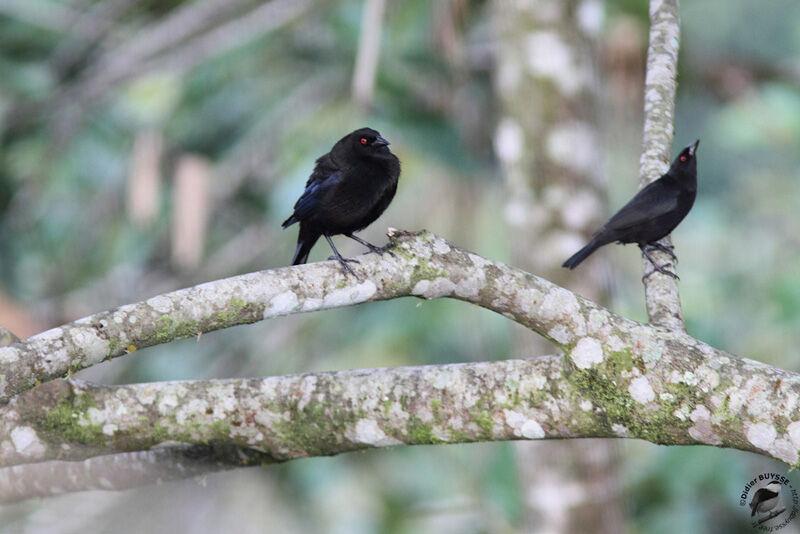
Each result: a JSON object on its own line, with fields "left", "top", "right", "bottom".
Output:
{"left": 750, "top": 481, "right": 783, "bottom": 517}
{"left": 282, "top": 127, "right": 400, "bottom": 275}
{"left": 562, "top": 139, "right": 699, "bottom": 278}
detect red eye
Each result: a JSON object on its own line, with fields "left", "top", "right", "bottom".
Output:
{"left": 360, "top": 138, "right": 368, "bottom": 145}
{"left": 680, "top": 156, "right": 687, "bottom": 162}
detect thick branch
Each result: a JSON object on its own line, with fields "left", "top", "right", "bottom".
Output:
{"left": 0, "top": 230, "right": 623, "bottom": 403}
{"left": 3, "top": 341, "right": 800, "bottom": 472}
{"left": 638, "top": 0, "right": 684, "bottom": 330}
{"left": 2, "top": 231, "right": 799, "bottom": 500}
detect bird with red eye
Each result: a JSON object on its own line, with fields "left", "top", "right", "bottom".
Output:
{"left": 563, "top": 139, "right": 700, "bottom": 279}
{"left": 282, "top": 127, "right": 400, "bottom": 276}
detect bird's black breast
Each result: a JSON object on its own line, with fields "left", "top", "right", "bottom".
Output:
{"left": 316, "top": 155, "right": 399, "bottom": 234}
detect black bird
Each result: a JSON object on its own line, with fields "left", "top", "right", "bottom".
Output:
{"left": 562, "top": 139, "right": 699, "bottom": 278}
{"left": 750, "top": 480, "right": 783, "bottom": 517}
{"left": 282, "top": 127, "right": 400, "bottom": 276}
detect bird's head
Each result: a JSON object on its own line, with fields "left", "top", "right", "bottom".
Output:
{"left": 335, "top": 128, "right": 393, "bottom": 161}
{"left": 766, "top": 481, "right": 783, "bottom": 493}
{"left": 669, "top": 139, "right": 699, "bottom": 177}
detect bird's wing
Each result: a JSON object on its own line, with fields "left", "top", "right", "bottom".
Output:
{"left": 282, "top": 153, "right": 343, "bottom": 227}
{"left": 291, "top": 168, "right": 343, "bottom": 222}
{"left": 601, "top": 179, "right": 678, "bottom": 234}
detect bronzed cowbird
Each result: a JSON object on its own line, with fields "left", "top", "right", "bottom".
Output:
{"left": 562, "top": 139, "right": 699, "bottom": 278}
{"left": 282, "top": 127, "right": 400, "bottom": 276}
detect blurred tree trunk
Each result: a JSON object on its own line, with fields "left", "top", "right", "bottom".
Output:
{"left": 492, "top": 1, "right": 626, "bottom": 532}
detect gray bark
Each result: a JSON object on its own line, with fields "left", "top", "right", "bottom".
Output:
{"left": 0, "top": 233, "right": 798, "bottom": 476}
{"left": 492, "top": 0, "right": 623, "bottom": 530}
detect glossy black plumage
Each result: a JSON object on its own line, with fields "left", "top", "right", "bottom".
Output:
{"left": 562, "top": 140, "right": 699, "bottom": 278}
{"left": 282, "top": 127, "right": 400, "bottom": 275}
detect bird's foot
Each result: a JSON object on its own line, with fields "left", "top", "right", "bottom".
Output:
{"left": 345, "top": 234, "right": 397, "bottom": 258}
{"left": 645, "top": 242, "right": 678, "bottom": 262}
{"left": 640, "top": 245, "right": 679, "bottom": 281}
{"left": 327, "top": 255, "right": 360, "bottom": 264}
{"left": 641, "top": 263, "right": 680, "bottom": 282}
{"left": 327, "top": 255, "right": 360, "bottom": 277}
{"left": 365, "top": 242, "right": 397, "bottom": 258}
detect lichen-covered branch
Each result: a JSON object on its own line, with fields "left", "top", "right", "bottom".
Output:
{"left": 0, "top": 445, "right": 267, "bottom": 503}
{"left": 638, "top": 0, "right": 684, "bottom": 330}
{"left": 2, "top": 231, "right": 800, "bottom": 501}
{"left": 0, "top": 229, "right": 628, "bottom": 403}
{"left": 3, "top": 336, "right": 800, "bottom": 473}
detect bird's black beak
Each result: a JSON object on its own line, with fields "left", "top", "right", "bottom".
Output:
{"left": 686, "top": 139, "right": 699, "bottom": 156}
{"left": 373, "top": 135, "right": 390, "bottom": 147}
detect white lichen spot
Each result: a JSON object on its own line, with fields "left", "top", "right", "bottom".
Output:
{"left": 586, "top": 309, "right": 608, "bottom": 335}
{"left": 432, "top": 370, "right": 454, "bottom": 390}
{"left": 570, "top": 337, "right": 603, "bottom": 369}
{"left": 323, "top": 280, "right": 377, "bottom": 307}
{"left": 747, "top": 422, "right": 777, "bottom": 451}
{"left": 681, "top": 371, "right": 698, "bottom": 386}
{"left": 102, "top": 423, "right": 118, "bottom": 436}
{"left": 87, "top": 407, "right": 106, "bottom": 425}
{"left": 688, "top": 405, "right": 720, "bottom": 444}
{"left": 547, "top": 325, "right": 571, "bottom": 345}
{"left": 129, "top": 316, "right": 137, "bottom": 324}
{"left": 641, "top": 344, "right": 663, "bottom": 364}
{"left": 629, "top": 376, "right": 655, "bottom": 404}
{"left": 494, "top": 118, "right": 524, "bottom": 164}
{"left": 659, "top": 392, "right": 674, "bottom": 403}
{"left": 673, "top": 409, "right": 686, "bottom": 421}
{"left": 540, "top": 287, "right": 580, "bottom": 321}
{"left": 267, "top": 291, "right": 299, "bottom": 316}
{"left": 504, "top": 410, "right": 544, "bottom": 439}
{"left": 521, "top": 420, "right": 545, "bottom": 439}
{"left": 606, "top": 335, "right": 626, "bottom": 352}
{"left": 347, "top": 419, "right": 401, "bottom": 447}
{"left": 412, "top": 278, "right": 456, "bottom": 299}
{"left": 296, "top": 376, "right": 318, "bottom": 412}
{"left": 34, "top": 327, "right": 64, "bottom": 342}
{"left": 455, "top": 270, "right": 485, "bottom": 299}
{"left": 612, "top": 424, "right": 630, "bottom": 437}
{"left": 432, "top": 239, "right": 451, "bottom": 255}
{"left": 698, "top": 368, "right": 720, "bottom": 392}
{"left": 302, "top": 297, "right": 323, "bottom": 311}
{"left": 157, "top": 391, "right": 179, "bottom": 415}
{"left": 147, "top": 295, "right": 174, "bottom": 314}
{"left": 176, "top": 398, "right": 209, "bottom": 425}
{"left": 773, "top": 438, "right": 798, "bottom": 465}
{"left": 579, "top": 400, "right": 592, "bottom": 411}
{"left": 11, "top": 427, "right": 46, "bottom": 457}
{"left": 71, "top": 328, "right": 111, "bottom": 365}
{"left": 0, "top": 347, "right": 19, "bottom": 365}
{"left": 788, "top": 422, "right": 800, "bottom": 450}
{"left": 468, "top": 253, "right": 490, "bottom": 269}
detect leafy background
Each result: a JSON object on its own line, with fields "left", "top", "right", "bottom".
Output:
{"left": 0, "top": 0, "right": 798, "bottom": 532}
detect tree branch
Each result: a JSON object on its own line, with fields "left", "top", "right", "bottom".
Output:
{"left": 638, "top": 0, "right": 684, "bottom": 330}
{"left": 0, "top": 229, "right": 621, "bottom": 403}
{"left": 0, "top": 230, "right": 798, "bottom": 476}
{"left": 2, "top": 337, "right": 800, "bottom": 472}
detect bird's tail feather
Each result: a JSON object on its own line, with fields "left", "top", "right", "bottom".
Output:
{"left": 562, "top": 239, "right": 602, "bottom": 270}
{"left": 291, "top": 234, "right": 319, "bottom": 265}
{"left": 281, "top": 214, "right": 297, "bottom": 229}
